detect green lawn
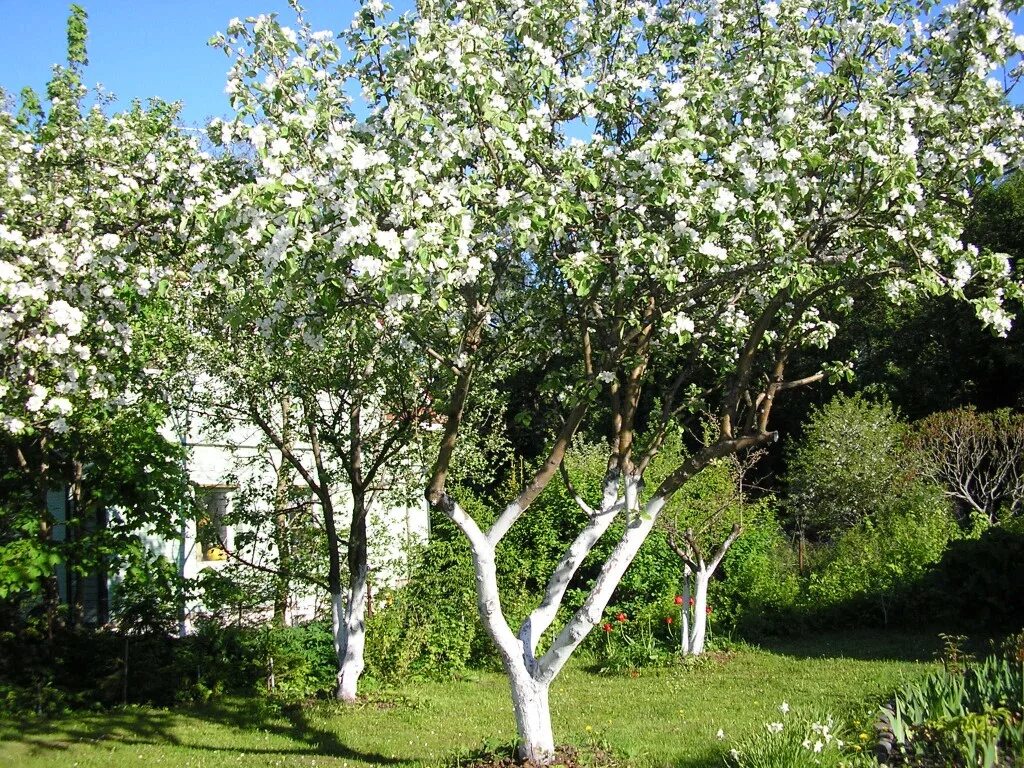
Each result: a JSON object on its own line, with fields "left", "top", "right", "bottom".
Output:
{"left": 0, "top": 630, "right": 942, "bottom": 768}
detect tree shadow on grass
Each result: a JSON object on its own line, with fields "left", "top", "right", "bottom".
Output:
{"left": 1, "top": 697, "right": 403, "bottom": 765}
{"left": 751, "top": 629, "right": 944, "bottom": 663}
{"left": 182, "top": 697, "right": 405, "bottom": 764}
{"left": 0, "top": 706, "right": 182, "bottom": 755}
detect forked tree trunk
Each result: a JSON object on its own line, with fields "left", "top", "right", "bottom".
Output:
{"left": 439, "top": 473, "right": 663, "bottom": 764}
{"left": 672, "top": 524, "right": 741, "bottom": 657}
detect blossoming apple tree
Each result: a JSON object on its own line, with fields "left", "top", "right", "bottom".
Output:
{"left": 207, "top": 0, "right": 1022, "bottom": 759}
{"left": 197, "top": 9, "right": 441, "bottom": 700}
{"left": 0, "top": 6, "right": 215, "bottom": 607}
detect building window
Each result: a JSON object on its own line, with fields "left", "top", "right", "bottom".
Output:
{"left": 199, "top": 488, "right": 232, "bottom": 561}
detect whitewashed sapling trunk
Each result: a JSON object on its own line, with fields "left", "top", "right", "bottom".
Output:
{"left": 688, "top": 568, "right": 711, "bottom": 656}
{"left": 672, "top": 525, "right": 742, "bottom": 656}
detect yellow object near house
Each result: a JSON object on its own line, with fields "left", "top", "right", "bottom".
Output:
{"left": 204, "top": 546, "right": 227, "bottom": 562}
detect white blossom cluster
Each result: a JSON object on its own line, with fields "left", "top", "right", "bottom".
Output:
{"left": 0, "top": 69, "right": 214, "bottom": 437}
{"left": 197, "top": 0, "right": 1022, "bottom": 400}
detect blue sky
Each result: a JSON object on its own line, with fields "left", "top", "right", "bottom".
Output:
{"left": 0, "top": 1, "right": 363, "bottom": 126}
{"left": 1, "top": 1, "right": 1022, "bottom": 128}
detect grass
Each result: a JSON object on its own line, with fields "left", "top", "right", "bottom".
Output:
{"left": 0, "top": 629, "right": 942, "bottom": 768}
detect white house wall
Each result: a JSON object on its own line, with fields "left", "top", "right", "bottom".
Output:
{"left": 168, "top": 410, "right": 429, "bottom": 631}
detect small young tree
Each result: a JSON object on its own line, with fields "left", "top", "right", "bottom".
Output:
{"left": 662, "top": 447, "right": 764, "bottom": 656}
{"left": 205, "top": 0, "right": 1022, "bottom": 759}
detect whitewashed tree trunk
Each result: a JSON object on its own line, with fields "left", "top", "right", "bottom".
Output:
{"left": 680, "top": 565, "right": 692, "bottom": 654}
{"left": 677, "top": 525, "right": 741, "bottom": 657}
{"left": 509, "top": 672, "right": 554, "bottom": 762}
{"left": 688, "top": 568, "right": 711, "bottom": 656}
{"left": 337, "top": 563, "right": 368, "bottom": 701}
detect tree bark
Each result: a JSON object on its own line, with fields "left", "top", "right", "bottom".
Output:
{"left": 272, "top": 398, "right": 295, "bottom": 627}
{"left": 337, "top": 487, "right": 368, "bottom": 702}
{"left": 509, "top": 672, "right": 554, "bottom": 763}
{"left": 680, "top": 565, "right": 692, "bottom": 654}
{"left": 687, "top": 569, "right": 711, "bottom": 656}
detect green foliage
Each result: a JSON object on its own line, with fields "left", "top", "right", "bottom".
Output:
{"left": 916, "top": 519, "right": 1024, "bottom": 631}
{"left": 710, "top": 502, "right": 801, "bottom": 637}
{"left": 262, "top": 622, "right": 337, "bottom": 701}
{"left": 591, "top": 617, "right": 680, "bottom": 673}
{"left": 359, "top": 516, "right": 487, "bottom": 680}
{"left": 0, "top": 403, "right": 191, "bottom": 607}
{"left": 785, "top": 393, "right": 915, "bottom": 537}
{"left": 111, "top": 542, "right": 184, "bottom": 636}
{"left": 965, "top": 171, "right": 1024, "bottom": 268}
{"left": 881, "top": 650, "right": 1024, "bottom": 767}
{"left": 803, "top": 484, "right": 956, "bottom": 626}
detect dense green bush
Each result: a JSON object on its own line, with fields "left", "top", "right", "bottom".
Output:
{"left": 785, "top": 393, "right": 915, "bottom": 538}
{"left": 710, "top": 501, "right": 801, "bottom": 637}
{"left": 0, "top": 616, "right": 347, "bottom": 714}
{"left": 915, "top": 518, "right": 1024, "bottom": 631}
{"left": 802, "top": 484, "right": 957, "bottom": 627}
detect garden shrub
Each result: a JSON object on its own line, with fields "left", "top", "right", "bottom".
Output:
{"left": 261, "top": 621, "right": 337, "bottom": 700}
{"left": 915, "top": 518, "right": 1024, "bottom": 631}
{"left": 0, "top": 615, "right": 349, "bottom": 713}
{"left": 802, "top": 483, "right": 956, "bottom": 627}
{"left": 710, "top": 500, "right": 801, "bottom": 638}
{"left": 592, "top": 615, "right": 680, "bottom": 673}
{"left": 360, "top": 509, "right": 494, "bottom": 680}
{"left": 785, "top": 393, "right": 914, "bottom": 539}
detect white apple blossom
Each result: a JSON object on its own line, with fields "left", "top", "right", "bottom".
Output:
{"left": 1, "top": 38, "right": 214, "bottom": 438}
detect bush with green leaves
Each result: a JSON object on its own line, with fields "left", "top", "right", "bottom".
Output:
{"left": 915, "top": 518, "right": 1024, "bottom": 631}
{"left": 776, "top": 393, "right": 961, "bottom": 629}
{"left": 111, "top": 542, "right": 185, "bottom": 637}
{"left": 802, "top": 483, "right": 956, "bottom": 626}
{"left": 710, "top": 501, "right": 801, "bottom": 638}
{"left": 785, "top": 393, "right": 919, "bottom": 539}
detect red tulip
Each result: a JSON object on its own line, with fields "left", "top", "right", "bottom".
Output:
{"left": 616, "top": 612, "right": 627, "bottom": 622}
{"left": 674, "top": 595, "right": 684, "bottom": 605}
{"left": 706, "top": 605, "right": 713, "bottom": 615}
{"left": 602, "top": 622, "right": 613, "bottom": 633}
{"left": 689, "top": 597, "right": 695, "bottom": 606}
{"left": 665, "top": 616, "right": 674, "bottom": 624}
